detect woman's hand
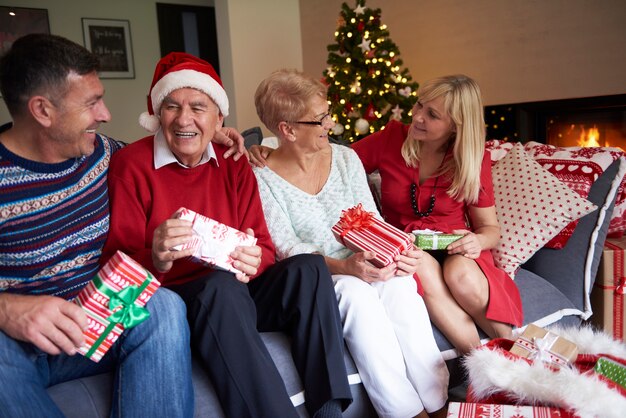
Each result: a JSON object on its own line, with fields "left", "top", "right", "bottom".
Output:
{"left": 229, "top": 228, "right": 262, "bottom": 283}
{"left": 394, "top": 246, "right": 425, "bottom": 275}
{"left": 446, "top": 229, "right": 482, "bottom": 259}
{"left": 342, "top": 251, "right": 396, "bottom": 283}
{"left": 214, "top": 127, "right": 248, "bottom": 161}
{"left": 248, "top": 144, "right": 274, "bottom": 167}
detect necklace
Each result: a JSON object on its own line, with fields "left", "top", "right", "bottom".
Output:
{"left": 410, "top": 142, "right": 451, "bottom": 218}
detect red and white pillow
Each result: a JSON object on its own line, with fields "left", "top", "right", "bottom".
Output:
{"left": 491, "top": 143, "right": 597, "bottom": 277}
{"left": 487, "top": 140, "right": 626, "bottom": 248}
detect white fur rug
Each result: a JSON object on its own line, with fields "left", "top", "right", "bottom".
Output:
{"left": 463, "top": 325, "right": 626, "bottom": 418}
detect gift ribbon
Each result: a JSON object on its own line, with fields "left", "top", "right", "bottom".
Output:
{"left": 337, "top": 203, "right": 375, "bottom": 242}
{"left": 604, "top": 241, "right": 625, "bottom": 339}
{"left": 529, "top": 333, "right": 558, "bottom": 365}
{"left": 85, "top": 273, "right": 153, "bottom": 359}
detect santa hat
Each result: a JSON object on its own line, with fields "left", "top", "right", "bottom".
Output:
{"left": 139, "top": 52, "right": 229, "bottom": 132}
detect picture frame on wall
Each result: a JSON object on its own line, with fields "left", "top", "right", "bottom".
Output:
{"left": 0, "top": 6, "right": 50, "bottom": 56}
{"left": 82, "top": 18, "right": 135, "bottom": 79}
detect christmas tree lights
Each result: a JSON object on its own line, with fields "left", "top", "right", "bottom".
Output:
{"left": 323, "top": 0, "right": 418, "bottom": 143}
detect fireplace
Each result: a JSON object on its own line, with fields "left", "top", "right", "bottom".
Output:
{"left": 484, "top": 94, "right": 626, "bottom": 150}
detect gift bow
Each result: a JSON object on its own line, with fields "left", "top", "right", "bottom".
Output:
{"left": 108, "top": 285, "right": 151, "bottom": 328}
{"left": 337, "top": 204, "right": 375, "bottom": 239}
{"left": 530, "top": 334, "right": 558, "bottom": 365}
{"left": 85, "top": 273, "right": 153, "bottom": 359}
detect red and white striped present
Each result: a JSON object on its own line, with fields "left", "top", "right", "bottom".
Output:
{"left": 447, "top": 402, "right": 569, "bottom": 418}
{"left": 331, "top": 204, "right": 413, "bottom": 268}
{"left": 74, "top": 251, "right": 160, "bottom": 362}
{"left": 173, "top": 208, "right": 257, "bottom": 275}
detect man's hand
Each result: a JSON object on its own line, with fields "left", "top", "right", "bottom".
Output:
{"left": 152, "top": 210, "right": 196, "bottom": 273}
{"left": 0, "top": 293, "right": 87, "bottom": 355}
{"left": 229, "top": 228, "right": 262, "bottom": 283}
{"left": 248, "top": 144, "right": 274, "bottom": 168}
{"left": 214, "top": 127, "right": 248, "bottom": 161}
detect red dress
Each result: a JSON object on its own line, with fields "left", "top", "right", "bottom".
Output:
{"left": 352, "top": 121, "right": 523, "bottom": 327}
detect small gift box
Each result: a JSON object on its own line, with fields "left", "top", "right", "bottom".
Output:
{"left": 590, "top": 236, "right": 626, "bottom": 342}
{"left": 413, "top": 229, "right": 463, "bottom": 250}
{"left": 331, "top": 204, "right": 413, "bottom": 268}
{"left": 509, "top": 324, "right": 578, "bottom": 368}
{"left": 173, "top": 207, "right": 257, "bottom": 275}
{"left": 447, "top": 401, "right": 569, "bottom": 418}
{"left": 594, "top": 356, "right": 626, "bottom": 390}
{"left": 74, "top": 251, "right": 160, "bottom": 362}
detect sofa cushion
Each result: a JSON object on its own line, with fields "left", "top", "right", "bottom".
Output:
{"left": 47, "top": 332, "right": 375, "bottom": 418}
{"left": 523, "top": 157, "right": 625, "bottom": 319}
{"left": 491, "top": 143, "right": 596, "bottom": 277}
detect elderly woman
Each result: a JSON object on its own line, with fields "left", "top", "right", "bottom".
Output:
{"left": 252, "top": 69, "right": 448, "bottom": 418}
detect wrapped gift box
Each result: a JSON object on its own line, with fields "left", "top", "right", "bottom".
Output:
{"left": 594, "top": 356, "right": 626, "bottom": 390}
{"left": 413, "top": 231, "right": 463, "bottom": 250}
{"left": 447, "top": 402, "right": 570, "bottom": 418}
{"left": 331, "top": 204, "right": 413, "bottom": 268}
{"left": 509, "top": 324, "right": 578, "bottom": 368}
{"left": 173, "top": 208, "right": 257, "bottom": 275}
{"left": 590, "top": 236, "right": 626, "bottom": 342}
{"left": 74, "top": 251, "right": 160, "bottom": 362}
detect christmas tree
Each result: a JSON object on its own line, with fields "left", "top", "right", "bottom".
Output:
{"left": 323, "top": 0, "right": 419, "bottom": 143}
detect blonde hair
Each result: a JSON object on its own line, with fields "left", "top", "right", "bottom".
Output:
{"left": 254, "top": 69, "right": 327, "bottom": 135}
{"left": 401, "top": 74, "right": 485, "bottom": 204}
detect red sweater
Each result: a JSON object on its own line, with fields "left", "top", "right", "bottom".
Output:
{"left": 102, "top": 135, "right": 276, "bottom": 286}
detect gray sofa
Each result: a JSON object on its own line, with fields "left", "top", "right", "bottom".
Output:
{"left": 46, "top": 157, "right": 623, "bottom": 417}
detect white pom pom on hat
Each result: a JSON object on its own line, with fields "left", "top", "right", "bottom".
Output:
{"left": 138, "top": 52, "right": 229, "bottom": 132}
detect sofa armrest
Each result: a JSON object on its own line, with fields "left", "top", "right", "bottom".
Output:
{"left": 522, "top": 158, "right": 624, "bottom": 318}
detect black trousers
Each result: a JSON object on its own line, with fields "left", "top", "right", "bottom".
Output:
{"left": 170, "top": 254, "right": 352, "bottom": 418}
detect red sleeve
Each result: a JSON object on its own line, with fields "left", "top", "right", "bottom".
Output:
{"left": 352, "top": 120, "right": 407, "bottom": 173}
{"left": 475, "top": 150, "right": 496, "bottom": 207}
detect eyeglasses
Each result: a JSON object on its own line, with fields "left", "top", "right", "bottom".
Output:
{"left": 290, "top": 113, "right": 333, "bottom": 127}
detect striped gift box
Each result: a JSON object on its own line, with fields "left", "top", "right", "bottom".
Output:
{"left": 74, "top": 251, "right": 160, "bottom": 362}
{"left": 331, "top": 204, "right": 413, "bottom": 268}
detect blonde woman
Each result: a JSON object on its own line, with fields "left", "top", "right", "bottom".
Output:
{"left": 352, "top": 75, "right": 523, "bottom": 354}
{"left": 252, "top": 69, "right": 448, "bottom": 418}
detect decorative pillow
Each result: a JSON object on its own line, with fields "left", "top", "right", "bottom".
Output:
{"left": 487, "top": 140, "right": 626, "bottom": 248}
{"left": 524, "top": 142, "right": 626, "bottom": 242}
{"left": 491, "top": 143, "right": 597, "bottom": 277}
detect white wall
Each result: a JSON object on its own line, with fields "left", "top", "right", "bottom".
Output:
{"left": 300, "top": 0, "right": 626, "bottom": 106}
{"left": 0, "top": 0, "right": 303, "bottom": 141}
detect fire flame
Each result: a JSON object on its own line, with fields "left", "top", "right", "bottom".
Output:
{"left": 578, "top": 125, "right": 600, "bottom": 147}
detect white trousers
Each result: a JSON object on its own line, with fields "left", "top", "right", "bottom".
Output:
{"left": 333, "top": 274, "right": 449, "bottom": 418}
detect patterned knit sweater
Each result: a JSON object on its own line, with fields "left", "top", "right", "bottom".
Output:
{"left": 253, "top": 143, "right": 380, "bottom": 261}
{"left": 0, "top": 126, "right": 124, "bottom": 299}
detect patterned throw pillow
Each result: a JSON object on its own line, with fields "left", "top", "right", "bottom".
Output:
{"left": 524, "top": 142, "right": 626, "bottom": 244}
{"left": 486, "top": 140, "right": 626, "bottom": 248}
{"left": 491, "top": 143, "right": 597, "bottom": 277}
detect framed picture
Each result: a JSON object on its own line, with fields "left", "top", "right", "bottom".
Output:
{"left": 0, "top": 6, "right": 50, "bottom": 56}
{"left": 82, "top": 18, "right": 135, "bottom": 79}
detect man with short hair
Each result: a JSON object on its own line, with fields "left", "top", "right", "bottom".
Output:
{"left": 0, "top": 34, "right": 195, "bottom": 417}
{"left": 102, "top": 52, "right": 353, "bottom": 418}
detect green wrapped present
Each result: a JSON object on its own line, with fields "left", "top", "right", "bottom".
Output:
{"left": 594, "top": 356, "right": 626, "bottom": 390}
{"left": 414, "top": 233, "right": 463, "bottom": 250}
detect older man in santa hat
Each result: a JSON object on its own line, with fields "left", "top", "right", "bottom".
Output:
{"left": 102, "top": 52, "right": 352, "bottom": 418}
